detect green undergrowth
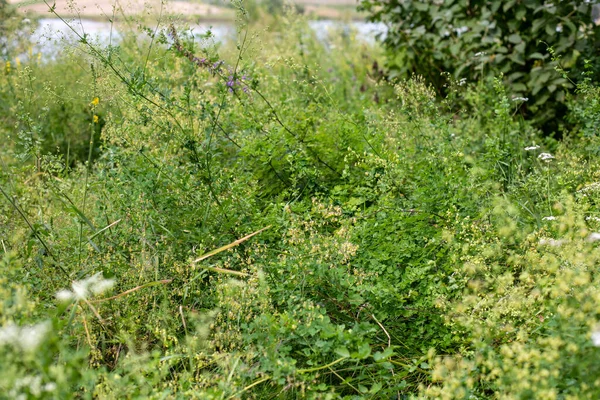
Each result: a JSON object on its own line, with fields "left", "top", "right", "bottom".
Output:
{"left": 2, "top": 5, "right": 600, "bottom": 399}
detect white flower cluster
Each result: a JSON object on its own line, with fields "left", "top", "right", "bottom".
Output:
{"left": 524, "top": 145, "right": 540, "bottom": 151}
{"left": 538, "top": 153, "right": 555, "bottom": 162}
{"left": 56, "top": 272, "right": 115, "bottom": 302}
{"left": 512, "top": 97, "right": 529, "bottom": 102}
{"left": 578, "top": 182, "right": 600, "bottom": 195}
{"left": 586, "top": 216, "right": 600, "bottom": 222}
{"left": 10, "top": 375, "right": 56, "bottom": 399}
{"left": 538, "top": 238, "right": 565, "bottom": 247}
{"left": 0, "top": 321, "right": 50, "bottom": 352}
{"left": 587, "top": 232, "right": 600, "bottom": 242}
{"left": 455, "top": 26, "right": 468, "bottom": 36}
{"left": 539, "top": 229, "right": 600, "bottom": 248}
{"left": 592, "top": 327, "right": 600, "bottom": 347}
{"left": 542, "top": 216, "right": 557, "bottom": 221}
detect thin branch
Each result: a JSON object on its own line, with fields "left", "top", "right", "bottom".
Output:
{"left": 192, "top": 225, "right": 271, "bottom": 264}
{"left": 90, "top": 279, "right": 173, "bottom": 303}
{"left": 372, "top": 313, "right": 391, "bottom": 348}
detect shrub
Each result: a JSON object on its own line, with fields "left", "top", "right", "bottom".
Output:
{"left": 359, "top": 0, "right": 600, "bottom": 132}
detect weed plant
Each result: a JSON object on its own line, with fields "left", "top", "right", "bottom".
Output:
{"left": 2, "top": 3, "right": 600, "bottom": 399}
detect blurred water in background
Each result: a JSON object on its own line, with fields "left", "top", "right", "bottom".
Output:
{"left": 31, "top": 17, "right": 387, "bottom": 58}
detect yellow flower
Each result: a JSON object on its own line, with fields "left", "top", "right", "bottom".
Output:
{"left": 15, "top": 57, "right": 21, "bottom": 68}
{"left": 5, "top": 61, "right": 11, "bottom": 74}
{"left": 93, "top": 115, "right": 99, "bottom": 123}
{"left": 91, "top": 97, "right": 99, "bottom": 106}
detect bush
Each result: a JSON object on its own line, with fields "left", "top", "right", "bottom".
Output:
{"left": 359, "top": 0, "right": 600, "bottom": 133}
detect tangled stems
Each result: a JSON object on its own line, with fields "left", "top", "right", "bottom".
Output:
{"left": 168, "top": 25, "right": 250, "bottom": 93}
{"left": 229, "top": 357, "right": 349, "bottom": 399}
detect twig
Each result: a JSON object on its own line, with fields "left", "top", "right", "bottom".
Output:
{"left": 372, "top": 313, "right": 391, "bottom": 348}
{"left": 230, "top": 357, "right": 348, "bottom": 399}
{"left": 192, "top": 225, "right": 271, "bottom": 264}
{"left": 179, "top": 305, "right": 187, "bottom": 335}
{"left": 90, "top": 279, "right": 173, "bottom": 303}
{"left": 88, "top": 218, "right": 122, "bottom": 240}
{"left": 82, "top": 314, "right": 93, "bottom": 348}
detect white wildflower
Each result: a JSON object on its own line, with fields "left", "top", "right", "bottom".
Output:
{"left": 15, "top": 376, "right": 43, "bottom": 397}
{"left": 20, "top": 322, "right": 51, "bottom": 351}
{"left": 0, "top": 321, "right": 50, "bottom": 352}
{"left": 0, "top": 324, "right": 19, "bottom": 346}
{"left": 592, "top": 327, "right": 600, "bottom": 346}
{"left": 587, "top": 232, "right": 600, "bottom": 242}
{"left": 586, "top": 216, "right": 600, "bottom": 222}
{"left": 578, "top": 182, "right": 600, "bottom": 194}
{"left": 524, "top": 145, "right": 540, "bottom": 151}
{"left": 539, "top": 238, "right": 565, "bottom": 247}
{"left": 55, "top": 289, "right": 74, "bottom": 302}
{"left": 474, "top": 51, "right": 486, "bottom": 57}
{"left": 455, "top": 26, "right": 468, "bottom": 36}
{"left": 513, "top": 97, "right": 529, "bottom": 102}
{"left": 92, "top": 276, "right": 116, "bottom": 295}
{"left": 71, "top": 280, "right": 89, "bottom": 299}
{"left": 542, "top": 216, "right": 557, "bottom": 221}
{"left": 43, "top": 383, "right": 57, "bottom": 392}
{"left": 55, "top": 272, "right": 115, "bottom": 302}
{"left": 538, "top": 152, "right": 555, "bottom": 161}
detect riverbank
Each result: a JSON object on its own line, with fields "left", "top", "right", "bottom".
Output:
{"left": 7, "top": 0, "right": 364, "bottom": 22}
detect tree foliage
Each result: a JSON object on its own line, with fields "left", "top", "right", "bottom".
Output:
{"left": 360, "top": 0, "right": 600, "bottom": 131}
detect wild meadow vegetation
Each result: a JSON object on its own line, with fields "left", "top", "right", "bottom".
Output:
{"left": 3, "top": 0, "right": 600, "bottom": 398}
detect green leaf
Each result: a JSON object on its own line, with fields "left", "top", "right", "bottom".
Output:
{"left": 334, "top": 347, "right": 350, "bottom": 358}
{"left": 508, "top": 33, "right": 522, "bottom": 44}
{"left": 370, "top": 382, "right": 383, "bottom": 394}
{"left": 529, "top": 52, "right": 546, "bottom": 60}
{"left": 503, "top": 0, "right": 516, "bottom": 12}
{"left": 413, "top": 2, "right": 428, "bottom": 11}
{"left": 356, "top": 342, "right": 372, "bottom": 360}
{"left": 373, "top": 347, "right": 395, "bottom": 361}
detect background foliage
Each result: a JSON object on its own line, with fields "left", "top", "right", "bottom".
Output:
{"left": 359, "top": 0, "right": 600, "bottom": 133}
